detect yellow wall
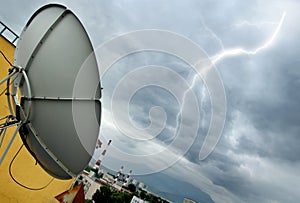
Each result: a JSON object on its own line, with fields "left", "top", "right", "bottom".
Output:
{"left": 0, "top": 36, "right": 74, "bottom": 203}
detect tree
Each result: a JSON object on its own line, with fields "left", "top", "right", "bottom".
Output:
{"left": 92, "top": 189, "right": 102, "bottom": 203}
{"left": 92, "top": 185, "right": 133, "bottom": 203}
{"left": 122, "top": 192, "right": 133, "bottom": 203}
{"left": 92, "top": 186, "right": 112, "bottom": 203}
{"left": 100, "top": 186, "right": 112, "bottom": 201}
{"left": 140, "top": 190, "right": 147, "bottom": 199}
{"left": 127, "top": 183, "right": 136, "bottom": 193}
{"left": 84, "top": 166, "right": 92, "bottom": 172}
{"left": 111, "top": 192, "right": 132, "bottom": 203}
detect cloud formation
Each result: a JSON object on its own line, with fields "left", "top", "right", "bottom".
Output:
{"left": 1, "top": 0, "right": 300, "bottom": 202}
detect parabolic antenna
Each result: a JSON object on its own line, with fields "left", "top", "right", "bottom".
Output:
{"left": 0, "top": 4, "right": 101, "bottom": 179}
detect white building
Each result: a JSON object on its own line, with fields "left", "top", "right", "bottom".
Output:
{"left": 102, "top": 173, "right": 115, "bottom": 183}
{"left": 130, "top": 195, "right": 148, "bottom": 203}
{"left": 131, "top": 179, "right": 138, "bottom": 185}
{"left": 137, "top": 182, "right": 148, "bottom": 190}
{"left": 82, "top": 175, "right": 101, "bottom": 200}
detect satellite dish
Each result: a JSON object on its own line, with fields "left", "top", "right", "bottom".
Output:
{"left": 0, "top": 4, "right": 101, "bottom": 179}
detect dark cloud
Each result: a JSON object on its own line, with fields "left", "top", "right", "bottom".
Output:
{"left": 1, "top": 0, "right": 300, "bottom": 202}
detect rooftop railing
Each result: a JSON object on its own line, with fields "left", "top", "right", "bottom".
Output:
{"left": 0, "top": 21, "right": 19, "bottom": 45}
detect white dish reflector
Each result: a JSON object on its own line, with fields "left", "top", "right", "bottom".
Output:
{"left": 14, "top": 4, "right": 101, "bottom": 179}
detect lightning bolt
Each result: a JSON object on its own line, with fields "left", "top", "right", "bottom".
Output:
{"left": 234, "top": 20, "right": 277, "bottom": 28}
{"left": 172, "top": 12, "right": 286, "bottom": 156}
{"left": 212, "top": 12, "right": 286, "bottom": 64}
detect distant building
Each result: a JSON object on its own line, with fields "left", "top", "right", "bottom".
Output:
{"left": 131, "top": 195, "right": 148, "bottom": 203}
{"left": 183, "top": 198, "right": 197, "bottom": 203}
{"left": 102, "top": 173, "right": 115, "bottom": 183}
{"left": 112, "top": 181, "right": 123, "bottom": 191}
{"left": 137, "top": 182, "right": 148, "bottom": 190}
{"left": 131, "top": 179, "right": 138, "bottom": 185}
{"left": 81, "top": 174, "right": 101, "bottom": 200}
{"left": 75, "top": 166, "right": 172, "bottom": 202}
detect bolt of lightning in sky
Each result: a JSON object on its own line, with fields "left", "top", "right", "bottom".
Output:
{"left": 234, "top": 20, "right": 277, "bottom": 28}
{"left": 212, "top": 12, "right": 286, "bottom": 64}
{"left": 173, "top": 12, "right": 286, "bottom": 156}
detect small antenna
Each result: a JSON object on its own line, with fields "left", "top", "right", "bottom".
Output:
{"left": 113, "top": 165, "right": 124, "bottom": 184}
{"left": 93, "top": 140, "right": 112, "bottom": 170}
{"left": 123, "top": 169, "right": 133, "bottom": 186}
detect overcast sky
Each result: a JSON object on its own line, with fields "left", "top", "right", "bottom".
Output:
{"left": 1, "top": 0, "right": 300, "bottom": 202}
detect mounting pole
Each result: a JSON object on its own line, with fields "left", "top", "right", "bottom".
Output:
{"left": 0, "top": 66, "right": 31, "bottom": 165}
{"left": 0, "top": 124, "right": 22, "bottom": 165}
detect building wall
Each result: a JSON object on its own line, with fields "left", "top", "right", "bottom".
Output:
{"left": 0, "top": 35, "right": 74, "bottom": 203}
{"left": 130, "top": 196, "right": 148, "bottom": 203}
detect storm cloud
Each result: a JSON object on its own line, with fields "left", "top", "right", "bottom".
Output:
{"left": 1, "top": 0, "right": 300, "bottom": 202}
